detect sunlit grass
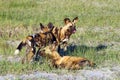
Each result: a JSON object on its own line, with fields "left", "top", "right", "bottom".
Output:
{"left": 0, "top": 60, "right": 52, "bottom": 75}
{"left": 0, "top": 0, "right": 120, "bottom": 74}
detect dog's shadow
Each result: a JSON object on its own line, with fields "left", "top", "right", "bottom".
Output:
{"left": 58, "top": 44, "right": 107, "bottom": 56}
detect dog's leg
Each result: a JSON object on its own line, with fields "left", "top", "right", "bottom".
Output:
{"left": 63, "top": 42, "right": 68, "bottom": 51}
{"left": 22, "top": 43, "right": 35, "bottom": 63}
{"left": 26, "top": 51, "right": 34, "bottom": 63}
{"left": 33, "top": 48, "right": 40, "bottom": 61}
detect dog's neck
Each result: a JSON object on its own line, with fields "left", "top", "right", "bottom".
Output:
{"left": 59, "top": 25, "right": 69, "bottom": 41}
{"left": 48, "top": 50, "right": 63, "bottom": 67}
{"left": 50, "top": 50, "right": 61, "bottom": 60}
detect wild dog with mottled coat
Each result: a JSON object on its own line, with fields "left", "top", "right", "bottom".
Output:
{"left": 40, "top": 43, "right": 96, "bottom": 70}
{"left": 51, "top": 17, "right": 78, "bottom": 53}
{"left": 14, "top": 23, "right": 56, "bottom": 63}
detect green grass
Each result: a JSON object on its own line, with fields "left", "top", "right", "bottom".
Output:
{"left": 0, "top": 60, "right": 51, "bottom": 75}
{"left": 0, "top": 0, "right": 120, "bottom": 74}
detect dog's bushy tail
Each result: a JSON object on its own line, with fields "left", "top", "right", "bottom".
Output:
{"left": 14, "top": 41, "right": 26, "bottom": 55}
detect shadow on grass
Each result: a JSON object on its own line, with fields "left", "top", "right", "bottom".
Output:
{"left": 58, "top": 44, "right": 107, "bottom": 56}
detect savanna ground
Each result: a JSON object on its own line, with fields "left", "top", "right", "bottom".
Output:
{"left": 0, "top": 0, "right": 120, "bottom": 80}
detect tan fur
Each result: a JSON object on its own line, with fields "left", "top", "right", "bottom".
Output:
{"left": 40, "top": 45, "right": 96, "bottom": 70}
{"left": 22, "top": 46, "right": 34, "bottom": 64}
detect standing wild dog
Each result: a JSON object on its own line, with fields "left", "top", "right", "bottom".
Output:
{"left": 14, "top": 23, "right": 55, "bottom": 55}
{"left": 40, "top": 43, "right": 96, "bottom": 70}
{"left": 51, "top": 17, "right": 78, "bottom": 54}
{"left": 14, "top": 23, "right": 56, "bottom": 63}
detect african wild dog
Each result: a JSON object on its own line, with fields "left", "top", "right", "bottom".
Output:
{"left": 14, "top": 23, "right": 56, "bottom": 63}
{"left": 51, "top": 17, "right": 78, "bottom": 55}
{"left": 40, "top": 43, "right": 96, "bottom": 70}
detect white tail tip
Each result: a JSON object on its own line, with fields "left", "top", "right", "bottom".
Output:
{"left": 14, "top": 49, "right": 20, "bottom": 55}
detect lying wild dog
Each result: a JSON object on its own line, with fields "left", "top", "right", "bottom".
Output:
{"left": 14, "top": 23, "right": 57, "bottom": 63}
{"left": 40, "top": 43, "right": 96, "bottom": 70}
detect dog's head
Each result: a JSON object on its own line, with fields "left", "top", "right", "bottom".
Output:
{"left": 39, "top": 22, "right": 54, "bottom": 33}
{"left": 64, "top": 17, "right": 78, "bottom": 34}
{"left": 40, "top": 46, "right": 52, "bottom": 57}
{"left": 40, "top": 42, "right": 59, "bottom": 57}
{"left": 58, "top": 17, "right": 78, "bottom": 43}
{"left": 79, "top": 59, "right": 96, "bottom": 68}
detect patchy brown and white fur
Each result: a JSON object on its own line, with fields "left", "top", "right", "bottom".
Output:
{"left": 14, "top": 23, "right": 57, "bottom": 63}
{"left": 14, "top": 23, "right": 54, "bottom": 55}
{"left": 14, "top": 17, "right": 78, "bottom": 63}
{"left": 40, "top": 44, "right": 96, "bottom": 70}
{"left": 51, "top": 17, "right": 78, "bottom": 52}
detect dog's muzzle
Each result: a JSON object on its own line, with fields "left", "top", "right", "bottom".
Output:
{"left": 72, "top": 29, "right": 76, "bottom": 33}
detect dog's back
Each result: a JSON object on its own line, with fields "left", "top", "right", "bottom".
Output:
{"left": 42, "top": 45, "right": 96, "bottom": 69}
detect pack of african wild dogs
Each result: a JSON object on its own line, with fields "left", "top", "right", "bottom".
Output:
{"left": 14, "top": 17, "right": 96, "bottom": 70}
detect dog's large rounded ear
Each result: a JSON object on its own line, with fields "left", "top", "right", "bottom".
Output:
{"left": 72, "top": 17, "right": 78, "bottom": 23}
{"left": 40, "top": 23, "right": 44, "bottom": 30}
{"left": 47, "top": 22, "right": 54, "bottom": 30}
{"left": 64, "top": 18, "right": 71, "bottom": 25}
